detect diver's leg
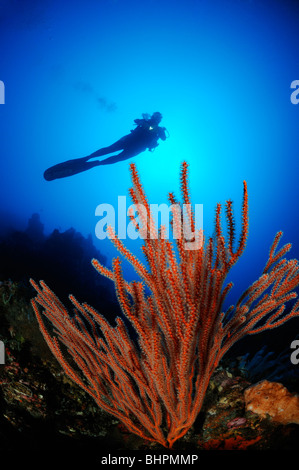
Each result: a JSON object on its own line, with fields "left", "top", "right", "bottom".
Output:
{"left": 96, "top": 147, "right": 146, "bottom": 165}
{"left": 85, "top": 136, "right": 128, "bottom": 159}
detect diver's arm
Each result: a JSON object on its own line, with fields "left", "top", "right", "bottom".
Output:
{"left": 134, "top": 118, "right": 143, "bottom": 125}
{"left": 159, "top": 127, "right": 167, "bottom": 141}
{"left": 134, "top": 118, "right": 149, "bottom": 129}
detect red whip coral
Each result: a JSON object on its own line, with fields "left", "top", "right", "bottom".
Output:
{"left": 30, "top": 162, "right": 299, "bottom": 448}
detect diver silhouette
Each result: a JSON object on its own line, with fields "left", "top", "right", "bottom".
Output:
{"left": 44, "top": 112, "right": 168, "bottom": 181}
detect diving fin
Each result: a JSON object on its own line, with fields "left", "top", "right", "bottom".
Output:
{"left": 44, "top": 157, "right": 100, "bottom": 181}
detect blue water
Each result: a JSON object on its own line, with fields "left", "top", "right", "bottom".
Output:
{"left": 0, "top": 0, "right": 299, "bottom": 325}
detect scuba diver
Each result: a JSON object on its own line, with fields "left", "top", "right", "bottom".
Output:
{"left": 44, "top": 112, "right": 168, "bottom": 181}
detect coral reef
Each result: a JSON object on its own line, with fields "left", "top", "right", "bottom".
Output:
{"left": 1, "top": 290, "right": 299, "bottom": 452}
{"left": 30, "top": 162, "right": 299, "bottom": 448}
{"left": 230, "top": 340, "right": 299, "bottom": 392}
{"left": 0, "top": 214, "right": 116, "bottom": 316}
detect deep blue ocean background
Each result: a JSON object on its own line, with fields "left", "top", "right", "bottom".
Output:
{"left": 0, "top": 0, "right": 299, "bottom": 359}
